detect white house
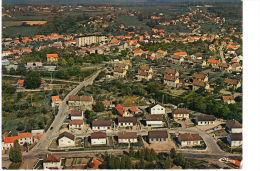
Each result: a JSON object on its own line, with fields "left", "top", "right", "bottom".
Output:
{"left": 149, "top": 102, "right": 165, "bottom": 115}
{"left": 196, "top": 115, "right": 216, "bottom": 125}
{"left": 17, "top": 132, "right": 33, "bottom": 145}
{"left": 90, "top": 132, "right": 107, "bottom": 145}
{"left": 148, "top": 130, "right": 168, "bottom": 143}
{"left": 118, "top": 132, "right": 138, "bottom": 143}
{"left": 118, "top": 117, "right": 137, "bottom": 128}
{"left": 92, "top": 120, "right": 113, "bottom": 132}
{"left": 57, "top": 132, "right": 75, "bottom": 147}
{"left": 227, "top": 133, "right": 242, "bottom": 147}
{"left": 226, "top": 120, "right": 242, "bottom": 133}
{"left": 70, "top": 110, "right": 84, "bottom": 120}
{"left": 2, "top": 136, "right": 19, "bottom": 150}
{"left": 163, "top": 75, "right": 180, "bottom": 88}
{"left": 43, "top": 155, "right": 63, "bottom": 169}
{"left": 146, "top": 114, "right": 163, "bottom": 127}
{"left": 69, "top": 120, "right": 84, "bottom": 130}
{"left": 178, "top": 133, "right": 201, "bottom": 147}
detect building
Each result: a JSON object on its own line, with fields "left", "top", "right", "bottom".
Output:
{"left": 192, "top": 80, "right": 210, "bottom": 91}
{"left": 115, "top": 104, "right": 128, "bottom": 116}
{"left": 148, "top": 130, "right": 168, "bottom": 143}
{"left": 51, "top": 96, "right": 62, "bottom": 107}
{"left": 224, "top": 79, "right": 241, "bottom": 90}
{"left": 222, "top": 96, "right": 236, "bottom": 104}
{"left": 226, "top": 120, "right": 242, "bottom": 133}
{"left": 192, "top": 73, "right": 208, "bottom": 82}
{"left": 136, "top": 65, "right": 153, "bottom": 81}
{"left": 118, "top": 132, "right": 138, "bottom": 143}
{"left": 43, "top": 155, "right": 63, "bottom": 169}
{"left": 70, "top": 110, "right": 84, "bottom": 120}
{"left": 17, "top": 132, "right": 33, "bottom": 145}
{"left": 91, "top": 132, "right": 107, "bottom": 145}
{"left": 69, "top": 120, "right": 84, "bottom": 130}
{"left": 178, "top": 133, "right": 201, "bottom": 147}
{"left": 146, "top": 114, "right": 163, "bottom": 127}
{"left": 17, "top": 80, "right": 24, "bottom": 88}
{"left": 164, "top": 68, "right": 179, "bottom": 77}
{"left": 113, "top": 67, "right": 127, "bottom": 78}
{"left": 57, "top": 132, "right": 75, "bottom": 147}
{"left": 76, "top": 35, "right": 107, "bottom": 47}
{"left": 2, "top": 136, "right": 19, "bottom": 150}
{"left": 227, "top": 133, "right": 242, "bottom": 147}
{"left": 172, "top": 108, "right": 189, "bottom": 120}
{"left": 149, "top": 102, "right": 165, "bottom": 115}
{"left": 92, "top": 120, "right": 113, "bottom": 132}
{"left": 163, "top": 75, "right": 180, "bottom": 88}
{"left": 118, "top": 117, "right": 137, "bottom": 128}
{"left": 46, "top": 54, "right": 58, "bottom": 63}
{"left": 195, "top": 115, "right": 216, "bottom": 125}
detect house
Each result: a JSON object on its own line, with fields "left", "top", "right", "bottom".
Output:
{"left": 136, "top": 71, "right": 153, "bottom": 81}
{"left": 137, "top": 65, "right": 153, "bottom": 81}
{"left": 218, "top": 63, "right": 232, "bottom": 73}
{"left": 163, "top": 75, "right": 180, "bottom": 88}
{"left": 90, "top": 132, "right": 107, "bottom": 145}
{"left": 51, "top": 96, "right": 62, "bottom": 107}
{"left": 149, "top": 102, "right": 165, "bottom": 115}
{"left": 178, "top": 133, "right": 201, "bottom": 147}
{"left": 173, "top": 52, "right": 188, "bottom": 58}
{"left": 26, "top": 62, "right": 43, "bottom": 69}
{"left": 164, "top": 68, "right": 179, "bottom": 77}
{"left": 17, "top": 80, "right": 24, "bottom": 88}
{"left": 227, "top": 133, "right": 242, "bottom": 147}
{"left": 148, "top": 130, "right": 168, "bottom": 143}
{"left": 2, "top": 136, "right": 19, "bottom": 150}
{"left": 57, "top": 132, "right": 75, "bottom": 147}
{"left": 222, "top": 96, "right": 235, "bottom": 104}
{"left": 46, "top": 54, "right": 59, "bottom": 63}
{"left": 192, "top": 80, "right": 210, "bottom": 91}
{"left": 172, "top": 108, "right": 189, "bottom": 120}
{"left": 195, "top": 115, "right": 216, "bottom": 125}
{"left": 207, "top": 59, "right": 220, "bottom": 68}
{"left": 224, "top": 79, "right": 241, "bottom": 90}
{"left": 146, "top": 114, "right": 163, "bottom": 127}
{"left": 128, "top": 106, "right": 142, "bottom": 115}
{"left": 170, "top": 55, "right": 185, "bottom": 64}
{"left": 115, "top": 104, "right": 128, "bottom": 116}
{"left": 69, "top": 120, "right": 84, "bottom": 130}
{"left": 192, "top": 73, "right": 208, "bottom": 82}
{"left": 156, "top": 50, "right": 167, "bottom": 56}
{"left": 17, "top": 132, "right": 33, "bottom": 145}
{"left": 113, "top": 67, "right": 127, "bottom": 78}
{"left": 117, "top": 117, "right": 137, "bottom": 128}
{"left": 226, "top": 120, "right": 242, "bottom": 133}
{"left": 92, "top": 120, "right": 113, "bottom": 132}
{"left": 43, "top": 155, "right": 63, "bottom": 169}
{"left": 70, "top": 110, "right": 84, "bottom": 120}
{"left": 118, "top": 132, "right": 138, "bottom": 143}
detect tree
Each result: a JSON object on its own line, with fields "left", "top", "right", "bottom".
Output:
{"left": 84, "top": 110, "right": 96, "bottom": 124}
{"left": 170, "top": 148, "right": 176, "bottom": 159}
{"left": 9, "top": 140, "right": 22, "bottom": 163}
{"left": 163, "top": 156, "right": 173, "bottom": 169}
{"left": 24, "top": 71, "right": 41, "bottom": 89}
{"left": 93, "top": 101, "right": 105, "bottom": 112}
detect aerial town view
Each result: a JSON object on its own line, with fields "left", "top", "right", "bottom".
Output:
{"left": 1, "top": 0, "right": 243, "bottom": 169}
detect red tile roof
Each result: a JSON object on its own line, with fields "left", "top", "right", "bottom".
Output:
{"left": 174, "top": 52, "right": 187, "bottom": 56}
{"left": 116, "top": 104, "right": 125, "bottom": 116}
{"left": 46, "top": 54, "right": 58, "bottom": 58}
{"left": 17, "top": 80, "right": 24, "bottom": 85}
{"left": 3, "top": 136, "right": 19, "bottom": 144}
{"left": 52, "top": 96, "right": 61, "bottom": 102}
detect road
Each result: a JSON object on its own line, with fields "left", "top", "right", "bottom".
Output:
{"left": 2, "top": 74, "right": 81, "bottom": 84}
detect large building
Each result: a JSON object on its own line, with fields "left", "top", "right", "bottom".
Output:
{"left": 76, "top": 35, "right": 107, "bottom": 47}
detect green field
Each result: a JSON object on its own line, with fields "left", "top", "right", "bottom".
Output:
{"left": 117, "top": 16, "right": 149, "bottom": 28}
{"left": 3, "top": 26, "right": 38, "bottom": 37}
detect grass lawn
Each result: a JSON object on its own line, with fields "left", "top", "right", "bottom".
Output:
{"left": 3, "top": 26, "right": 38, "bottom": 37}
{"left": 75, "top": 137, "right": 84, "bottom": 148}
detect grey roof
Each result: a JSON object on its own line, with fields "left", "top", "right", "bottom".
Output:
{"left": 229, "top": 133, "right": 242, "bottom": 141}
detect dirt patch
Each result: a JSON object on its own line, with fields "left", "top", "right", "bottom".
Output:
{"left": 143, "top": 138, "right": 176, "bottom": 152}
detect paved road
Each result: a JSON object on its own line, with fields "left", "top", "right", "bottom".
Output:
{"left": 29, "top": 70, "right": 102, "bottom": 155}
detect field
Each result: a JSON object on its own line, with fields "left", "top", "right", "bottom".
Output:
{"left": 117, "top": 16, "right": 149, "bottom": 28}
{"left": 3, "top": 26, "right": 38, "bottom": 37}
